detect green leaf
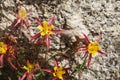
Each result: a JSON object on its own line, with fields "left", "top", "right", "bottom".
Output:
{"left": 35, "top": 73, "right": 41, "bottom": 77}
{"left": 17, "top": 71, "right": 23, "bottom": 76}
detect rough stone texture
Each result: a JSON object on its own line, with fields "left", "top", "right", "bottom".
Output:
{"left": 0, "top": 0, "right": 120, "bottom": 80}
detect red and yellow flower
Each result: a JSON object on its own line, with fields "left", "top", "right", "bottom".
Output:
{"left": 30, "top": 16, "right": 65, "bottom": 50}
{"left": 0, "top": 42, "right": 17, "bottom": 69}
{"left": 12, "top": 7, "right": 31, "bottom": 32}
{"left": 75, "top": 33, "right": 106, "bottom": 68}
{"left": 19, "top": 60, "right": 39, "bottom": 80}
{"left": 42, "top": 59, "right": 70, "bottom": 80}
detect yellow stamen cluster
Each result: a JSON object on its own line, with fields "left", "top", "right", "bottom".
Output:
{"left": 53, "top": 66, "right": 66, "bottom": 79}
{"left": 18, "top": 7, "right": 27, "bottom": 19}
{"left": 88, "top": 41, "right": 101, "bottom": 56}
{"left": 0, "top": 42, "right": 7, "bottom": 54}
{"left": 23, "top": 62, "right": 35, "bottom": 72}
{"left": 37, "top": 21, "right": 54, "bottom": 36}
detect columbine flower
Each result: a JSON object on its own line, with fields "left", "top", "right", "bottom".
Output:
{"left": 0, "top": 42, "right": 17, "bottom": 69}
{"left": 12, "top": 6, "right": 31, "bottom": 31}
{"left": 19, "top": 60, "right": 39, "bottom": 80}
{"left": 30, "top": 16, "right": 65, "bottom": 50}
{"left": 42, "top": 59, "right": 70, "bottom": 80}
{"left": 75, "top": 33, "right": 106, "bottom": 68}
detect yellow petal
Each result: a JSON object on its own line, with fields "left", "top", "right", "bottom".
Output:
{"left": 54, "top": 67, "right": 57, "bottom": 71}
{"left": 92, "top": 52, "right": 97, "bottom": 56}
{"left": 41, "top": 32, "right": 46, "bottom": 36}
{"left": 0, "top": 42, "right": 4, "bottom": 46}
{"left": 37, "top": 25, "right": 43, "bottom": 31}
{"left": 27, "top": 61, "right": 34, "bottom": 68}
{"left": 53, "top": 66, "right": 66, "bottom": 79}
{"left": 18, "top": 7, "right": 27, "bottom": 19}
{"left": 53, "top": 72, "right": 56, "bottom": 77}
{"left": 48, "top": 31, "right": 52, "bottom": 35}
{"left": 0, "top": 48, "right": 6, "bottom": 54}
{"left": 88, "top": 41, "right": 101, "bottom": 56}
{"left": 43, "top": 21, "right": 48, "bottom": 29}
{"left": 58, "top": 75, "right": 63, "bottom": 79}
{"left": 98, "top": 46, "right": 101, "bottom": 50}
{"left": 23, "top": 66, "right": 29, "bottom": 71}
{"left": 59, "top": 66, "right": 63, "bottom": 70}
{"left": 23, "top": 62, "right": 35, "bottom": 72}
{"left": 0, "top": 42, "right": 7, "bottom": 54}
{"left": 50, "top": 25, "right": 54, "bottom": 30}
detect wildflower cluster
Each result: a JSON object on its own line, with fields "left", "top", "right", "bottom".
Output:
{"left": 0, "top": 6, "right": 106, "bottom": 80}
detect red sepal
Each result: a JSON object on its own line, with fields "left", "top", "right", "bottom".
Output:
{"left": 52, "top": 77, "right": 57, "bottom": 80}
{"left": 52, "top": 30, "right": 65, "bottom": 34}
{"left": 7, "top": 57, "right": 17, "bottom": 70}
{"left": 54, "top": 59, "right": 58, "bottom": 67}
{"left": 96, "top": 34, "right": 102, "bottom": 43}
{"left": 20, "top": 72, "right": 27, "bottom": 80}
{"left": 34, "top": 17, "right": 43, "bottom": 26}
{"left": 42, "top": 69, "right": 53, "bottom": 73}
{"left": 30, "top": 33, "right": 40, "bottom": 42}
{"left": 98, "top": 50, "right": 106, "bottom": 56}
{"left": 0, "top": 55, "right": 4, "bottom": 67}
{"left": 87, "top": 54, "right": 92, "bottom": 68}
{"left": 82, "top": 33, "right": 90, "bottom": 44}
{"left": 45, "top": 37, "right": 50, "bottom": 50}
{"left": 27, "top": 73, "right": 34, "bottom": 80}
{"left": 48, "top": 16, "right": 55, "bottom": 26}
